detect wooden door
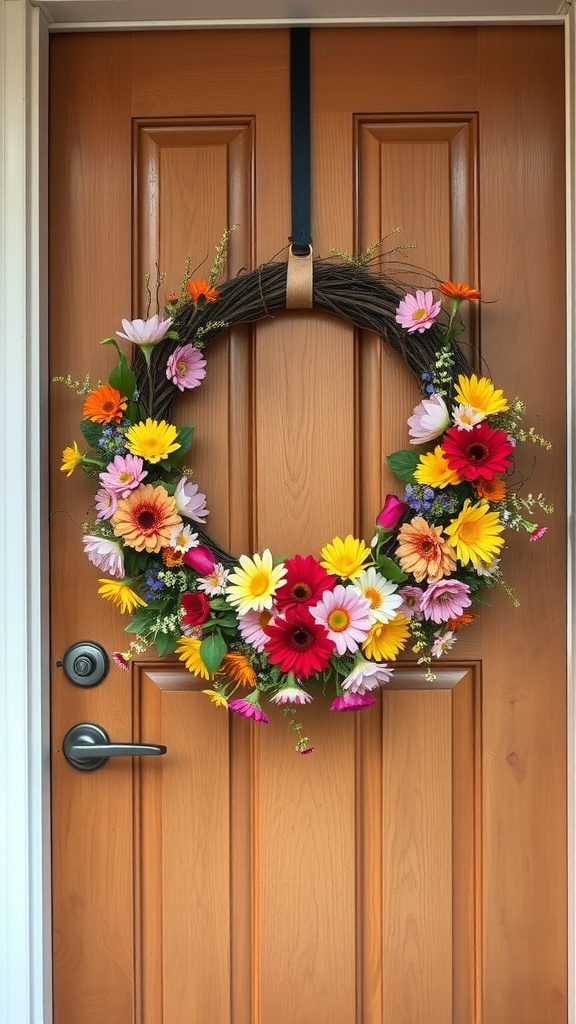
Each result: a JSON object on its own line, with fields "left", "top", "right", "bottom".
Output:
{"left": 49, "top": 27, "right": 567, "bottom": 1024}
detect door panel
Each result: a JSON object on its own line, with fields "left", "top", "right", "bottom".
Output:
{"left": 50, "top": 27, "right": 566, "bottom": 1023}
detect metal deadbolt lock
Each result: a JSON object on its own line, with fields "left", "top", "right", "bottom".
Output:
{"left": 62, "top": 641, "right": 109, "bottom": 687}
{"left": 62, "top": 723, "right": 167, "bottom": 771}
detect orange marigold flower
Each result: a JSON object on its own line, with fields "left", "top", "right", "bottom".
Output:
{"left": 186, "top": 279, "right": 219, "bottom": 304}
{"left": 83, "top": 384, "right": 127, "bottom": 424}
{"left": 396, "top": 516, "right": 457, "bottom": 584}
{"left": 447, "top": 612, "right": 476, "bottom": 631}
{"left": 221, "top": 652, "right": 256, "bottom": 688}
{"left": 162, "top": 546, "right": 185, "bottom": 567}
{"left": 439, "top": 281, "right": 481, "bottom": 302}
{"left": 474, "top": 476, "right": 506, "bottom": 502}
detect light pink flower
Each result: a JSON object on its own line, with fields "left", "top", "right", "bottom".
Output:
{"left": 99, "top": 454, "right": 147, "bottom": 498}
{"left": 431, "top": 630, "right": 457, "bottom": 658}
{"left": 420, "top": 578, "right": 471, "bottom": 624}
{"left": 311, "top": 584, "right": 372, "bottom": 656}
{"left": 95, "top": 486, "right": 118, "bottom": 520}
{"left": 197, "top": 563, "right": 230, "bottom": 596}
{"left": 237, "top": 608, "right": 273, "bottom": 652}
{"left": 398, "top": 585, "right": 424, "bottom": 618}
{"left": 408, "top": 393, "right": 450, "bottom": 444}
{"left": 174, "top": 476, "right": 209, "bottom": 523}
{"left": 330, "top": 692, "right": 376, "bottom": 712}
{"left": 270, "top": 680, "right": 312, "bottom": 705}
{"left": 166, "top": 344, "right": 207, "bottom": 391}
{"left": 116, "top": 313, "right": 173, "bottom": 346}
{"left": 341, "top": 655, "right": 394, "bottom": 694}
{"left": 82, "top": 535, "right": 125, "bottom": 578}
{"left": 395, "top": 290, "right": 442, "bottom": 334}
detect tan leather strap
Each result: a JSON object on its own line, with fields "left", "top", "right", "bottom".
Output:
{"left": 286, "top": 244, "right": 313, "bottom": 309}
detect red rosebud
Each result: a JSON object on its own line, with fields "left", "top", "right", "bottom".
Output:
{"left": 181, "top": 591, "right": 210, "bottom": 627}
{"left": 183, "top": 544, "right": 216, "bottom": 575}
{"left": 376, "top": 494, "right": 409, "bottom": 531}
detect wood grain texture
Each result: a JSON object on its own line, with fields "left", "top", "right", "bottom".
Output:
{"left": 50, "top": 26, "right": 566, "bottom": 1024}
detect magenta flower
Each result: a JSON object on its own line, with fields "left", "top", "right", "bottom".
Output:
{"left": 99, "top": 454, "right": 147, "bottom": 498}
{"left": 395, "top": 290, "right": 442, "bottom": 333}
{"left": 420, "top": 578, "right": 472, "bottom": 624}
{"left": 116, "top": 313, "right": 173, "bottom": 346}
{"left": 311, "top": 584, "right": 371, "bottom": 656}
{"left": 408, "top": 393, "right": 450, "bottom": 444}
{"left": 166, "top": 344, "right": 207, "bottom": 391}
{"left": 228, "top": 690, "right": 269, "bottom": 723}
{"left": 376, "top": 494, "right": 409, "bottom": 531}
{"left": 183, "top": 545, "right": 216, "bottom": 575}
{"left": 330, "top": 692, "right": 376, "bottom": 712}
{"left": 95, "top": 486, "right": 118, "bottom": 520}
{"left": 82, "top": 535, "right": 125, "bottom": 578}
{"left": 112, "top": 651, "right": 130, "bottom": 671}
{"left": 174, "top": 476, "right": 209, "bottom": 523}
{"left": 530, "top": 526, "right": 548, "bottom": 542}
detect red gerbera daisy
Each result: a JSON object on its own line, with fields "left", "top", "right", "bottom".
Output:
{"left": 263, "top": 606, "right": 334, "bottom": 679}
{"left": 441, "top": 422, "right": 514, "bottom": 481}
{"left": 274, "top": 554, "right": 335, "bottom": 612}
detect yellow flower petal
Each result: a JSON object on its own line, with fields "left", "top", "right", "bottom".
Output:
{"left": 319, "top": 535, "right": 372, "bottom": 579}
{"left": 97, "top": 579, "right": 147, "bottom": 615}
{"left": 60, "top": 440, "right": 83, "bottom": 476}
{"left": 125, "top": 418, "right": 181, "bottom": 464}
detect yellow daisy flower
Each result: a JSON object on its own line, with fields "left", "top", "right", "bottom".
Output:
{"left": 125, "top": 418, "right": 181, "bottom": 464}
{"left": 176, "top": 636, "right": 211, "bottom": 679}
{"left": 444, "top": 499, "right": 505, "bottom": 566}
{"left": 97, "top": 578, "right": 147, "bottom": 615}
{"left": 320, "top": 535, "right": 372, "bottom": 579}
{"left": 454, "top": 374, "right": 509, "bottom": 417}
{"left": 414, "top": 446, "right": 462, "bottom": 489}
{"left": 60, "top": 440, "right": 84, "bottom": 476}
{"left": 362, "top": 614, "right": 411, "bottom": 662}
{"left": 226, "top": 549, "right": 287, "bottom": 615}
{"left": 202, "top": 688, "right": 228, "bottom": 708}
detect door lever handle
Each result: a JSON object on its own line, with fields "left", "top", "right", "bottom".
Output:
{"left": 63, "top": 722, "right": 167, "bottom": 771}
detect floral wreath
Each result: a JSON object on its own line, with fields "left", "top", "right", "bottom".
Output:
{"left": 57, "top": 233, "right": 552, "bottom": 754}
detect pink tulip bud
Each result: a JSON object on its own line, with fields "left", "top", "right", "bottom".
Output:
{"left": 376, "top": 494, "right": 409, "bottom": 531}
{"left": 183, "top": 545, "right": 216, "bottom": 574}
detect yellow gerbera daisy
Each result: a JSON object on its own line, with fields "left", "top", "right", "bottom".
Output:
{"left": 414, "top": 446, "right": 462, "bottom": 489}
{"left": 60, "top": 440, "right": 83, "bottom": 476}
{"left": 444, "top": 499, "right": 505, "bottom": 565}
{"left": 362, "top": 614, "right": 411, "bottom": 662}
{"left": 226, "top": 549, "right": 287, "bottom": 615}
{"left": 320, "top": 535, "right": 372, "bottom": 579}
{"left": 97, "top": 579, "right": 147, "bottom": 615}
{"left": 125, "top": 418, "right": 181, "bottom": 464}
{"left": 454, "top": 374, "right": 508, "bottom": 417}
{"left": 176, "top": 636, "right": 211, "bottom": 679}
{"left": 202, "top": 688, "right": 228, "bottom": 708}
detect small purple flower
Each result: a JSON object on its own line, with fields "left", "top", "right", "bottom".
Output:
{"left": 166, "top": 344, "right": 207, "bottom": 391}
{"left": 228, "top": 691, "right": 269, "bottom": 723}
{"left": 330, "top": 692, "right": 376, "bottom": 712}
{"left": 420, "top": 579, "right": 471, "bottom": 624}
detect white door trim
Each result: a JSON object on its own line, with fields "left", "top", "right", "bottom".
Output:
{"left": 1, "top": 4, "right": 572, "bottom": 1021}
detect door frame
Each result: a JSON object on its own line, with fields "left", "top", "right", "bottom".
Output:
{"left": 1, "top": 3, "right": 573, "bottom": 1021}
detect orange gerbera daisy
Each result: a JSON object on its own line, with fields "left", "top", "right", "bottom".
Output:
{"left": 396, "top": 516, "right": 457, "bottom": 584}
{"left": 439, "top": 281, "right": 481, "bottom": 302}
{"left": 186, "top": 279, "right": 219, "bottom": 304}
{"left": 112, "top": 483, "right": 181, "bottom": 553}
{"left": 221, "top": 652, "right": 256, "bottom": 688}
{"left": 474, "top": 476, "right": 506, "bottom": 502}
{"left": 162, "top": 547, "right": 185, "bottom": 566}
{"left": 82, "top": 384, "right": 127, "bottom": 424}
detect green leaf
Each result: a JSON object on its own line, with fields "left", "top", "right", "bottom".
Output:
{"left": 125, "top": 607, "right": 160, "bottom": 634}
{"left": 126, "top": 400, "right": 142, "bottom": 424}
{"left": 109, "top": 353, "right": 136, "bottom": 400}
{"left": 175, "top": 425, "right": 194, "bottom": 458}
{"left": 80, "top": 418, "right": 104, "bottom": 448}
{"left": 156, "top": 632, "right": 177, "bottom": 657}
{"left": 376, "top": 554, "right": 408, "bottom": 583}
{"left": 386, "top": 449, "right": 419, "bottom": 483}
{"left": 200, "top": 632, "right": 227, "bottom": 673}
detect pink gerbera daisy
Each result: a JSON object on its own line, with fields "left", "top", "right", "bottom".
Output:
{"left": 94, "top": 486, "right": 118, "bottom": 520}
{"left": 99, "top": 453, "right": 147, "bottom": 498}
{"left": 237, "top": 608, "right": 273, "bottom": 652}
{"left": 395, "top": 290, "right": 442, "bottom": 333}
{"left": 419, "top": 578, "right": 472, "bottom": 624}
{"left": 166, "top": 344, "right": 207, "bottom": 391}
{"left": 310, "top": 584, "right": 371, "bottom": 656}
{"left": 228, "top": 690, "right": 269, "bottom": 723}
